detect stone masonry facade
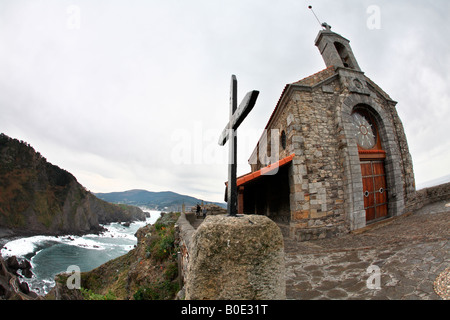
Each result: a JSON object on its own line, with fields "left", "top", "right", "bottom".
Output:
{"left": 244, "top": 28, "right": 415, "bottom": 241}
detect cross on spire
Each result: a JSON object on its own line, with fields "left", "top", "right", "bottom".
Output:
{"left": 322, "top": 22, "right": 332, "bottom": 31}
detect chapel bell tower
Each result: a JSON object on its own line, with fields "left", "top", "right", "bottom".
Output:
{"left": 314, "top": 23, "right": 361, "bottom": 71}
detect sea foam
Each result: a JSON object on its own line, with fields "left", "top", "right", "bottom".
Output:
{"left": 0, "top": 211, "right": 161, "bottom": 295}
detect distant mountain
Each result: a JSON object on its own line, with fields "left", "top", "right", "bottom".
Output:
{"left": 417, "top": 174, "right": 450, "bottom": 190}
{"left": 0, "top": 133, "right": 146, "bottom": 237}
{"left": 94, "top": 189, "right": 226, "bottom": 211}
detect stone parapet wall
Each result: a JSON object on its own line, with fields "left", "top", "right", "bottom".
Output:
{"left": 174, "top": 213, "right": 195, "bottom": 293}
{"left": 290, "top": 220, "right": 348, "bottom": 242}
{"left": 407, "top": 182, "right": 450, "bottom": 212}
{"left": 187, "top": 204, "right": 227, "bottom": 216}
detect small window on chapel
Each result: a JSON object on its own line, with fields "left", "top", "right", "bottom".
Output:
{"left": 280, "top": 130, "right": 286, "bottom": 150}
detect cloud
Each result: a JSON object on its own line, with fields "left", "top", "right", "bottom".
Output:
{"left": 1, "top": 0, "right": 449, "bottom": 202}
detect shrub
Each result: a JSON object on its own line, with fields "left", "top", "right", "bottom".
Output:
{"left": 133, "top": 280, "right": 179, "bottom": 300}
{"left": 80, "top": 288, "right": 116, "bottom": 300}
{"left": 149, "top": 226, "right": 176, "bottom": 261}
{"left": 164, "top": 262, "right": 178, "bottom": 281}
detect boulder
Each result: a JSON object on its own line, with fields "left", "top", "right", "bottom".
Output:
{"left": 6, "top": 256, "right": 20, "bottom": 272}
{"left": 18, "top": 259, "right": 32, "bottom": 270}
{"left": 19, "top": 280, "right": 30, "bottom": 294}
{"left": 184, "top": 214, "right": 285, "bottom": 300}
{"left": 21, "top": 267, "right": 34, "bottom": 279}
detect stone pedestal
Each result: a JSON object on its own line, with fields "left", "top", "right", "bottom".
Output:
{"left": 184, "top": 214, "right": 285, "bottom": 300}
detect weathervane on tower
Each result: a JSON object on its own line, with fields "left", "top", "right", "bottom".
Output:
{"left": 308, "top": 5, "right": 331, "bottom": 31}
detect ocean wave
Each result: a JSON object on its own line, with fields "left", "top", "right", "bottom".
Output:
{"left": 1, "top": 213, "right": 160, "bottom": 260}
{"left": 0, "top": 212, "right": 161, "bottom": 295}
{"left": 1, "top": 234, "right": 105, "bottom": 259}
{"left": 1, "top": 235, "right": 58, "bottom": 259}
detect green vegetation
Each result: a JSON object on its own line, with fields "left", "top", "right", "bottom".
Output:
{"left": 133, "top": 279, "right": 179, "bottom": 300}
{"left": 80, "top": 288, "right": 117, "bottom": 300}
{"left": 147, "top": 222, "right": 176, "bottom": 261}
{"left": 133, "top": 212, "right": 181, "bottom": 299}
{"left": 0, "top": 133, "right": 77, "bottom": 230}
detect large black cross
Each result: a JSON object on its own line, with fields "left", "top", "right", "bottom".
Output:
{"left": 218, "top": 75, "right": 259, "bottom": 216}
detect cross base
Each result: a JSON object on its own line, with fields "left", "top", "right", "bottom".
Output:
{"left": 227, "top": 214, "right": 244, "bottom": 218}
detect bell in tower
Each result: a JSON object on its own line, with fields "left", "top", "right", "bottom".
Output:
{"left": 315, "top": 23, "right": 361, "bottom": 72}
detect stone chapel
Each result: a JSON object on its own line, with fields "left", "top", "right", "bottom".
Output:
{"left": 234, "top": 25, "right": 416, "bottom": 241}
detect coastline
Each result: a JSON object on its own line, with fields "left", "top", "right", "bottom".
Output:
{"left": 1, "top": 214, "right": 158, "bottom": 298}
{"left": 0, "top": 228, "right": 20, "bottom": 250}
{"left": 0, "top": 226, "right": 107, "bottom": 252}
{"left": 0, "top": 210, "right": 158, "bottom": 251}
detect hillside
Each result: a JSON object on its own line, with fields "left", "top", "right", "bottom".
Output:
{"left": 0, "top": 133, "right": 146, "bottom": 237}
{"left": 95, "top": 189, "right": 226, "bottom": 211}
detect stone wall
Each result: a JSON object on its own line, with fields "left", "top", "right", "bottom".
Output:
{"left": 186, "top": 204, "right": 227, "bottom": 216}
{"left": 174, "top": 213, "right": 195, "bottom": 294}
{"left": 281, "top": 77, "right": 350, "bottom": 241}
{"left": 246, "top": 74, "right": 353, "bottom": 241}
{"left": 406, "top": 182, "right": 450, "bottom": 212}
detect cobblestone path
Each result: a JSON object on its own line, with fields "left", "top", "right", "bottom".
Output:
{"left": 284, "top": 201, "right": 450, "bottom": 300}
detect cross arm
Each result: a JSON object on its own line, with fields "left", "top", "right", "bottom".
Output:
{"left": 218, "top": 90, "right": 259, "bottom": 146}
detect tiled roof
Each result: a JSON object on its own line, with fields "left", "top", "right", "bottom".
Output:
{"left": 292, "top": 65, "right": 336, "bottom": 86}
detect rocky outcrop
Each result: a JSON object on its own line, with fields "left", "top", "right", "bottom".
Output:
{"left": 0, "top": 133, "right": 146, "bottom": 237}
{"left": 3, "top": 255, "right": 33, "bottom": 279}
{"left": 0, "top": 255, "right": 41, "bottom": 300}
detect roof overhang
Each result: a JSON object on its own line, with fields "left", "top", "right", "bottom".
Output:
{"left": 238, "top": 153, "right": 295, "bottom": 187}
{"left": 225, "top": 153, "right": 295, "bottom": 188}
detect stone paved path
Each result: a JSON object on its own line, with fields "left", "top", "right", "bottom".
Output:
{"left": 284, "top": 200, "right": 450, "bottom": 300}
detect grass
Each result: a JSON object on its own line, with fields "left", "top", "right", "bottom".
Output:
{"left": 147, "top": 223, "right": 177, "bottom": 261}
{"left": 80, "top": 288, "right": 117, "bottom": 300}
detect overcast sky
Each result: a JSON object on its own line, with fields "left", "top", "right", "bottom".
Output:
{"left": 1, "top": 0, "right": 449, "bottom": 203}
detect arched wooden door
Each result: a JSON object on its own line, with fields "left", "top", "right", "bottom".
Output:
{"left": 352, "top": 107, "right": 388, "bottom": 223}
{"left": 360, "top": 160, "right": 388, "bottom": 222}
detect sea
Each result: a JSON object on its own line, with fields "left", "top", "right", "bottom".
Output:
{"left": 0, "top": 209, "right": 161, "bottom": 295}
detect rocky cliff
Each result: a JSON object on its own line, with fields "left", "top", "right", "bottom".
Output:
{"left": 0, "top": 133, "right": 146, "bottom": 237}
